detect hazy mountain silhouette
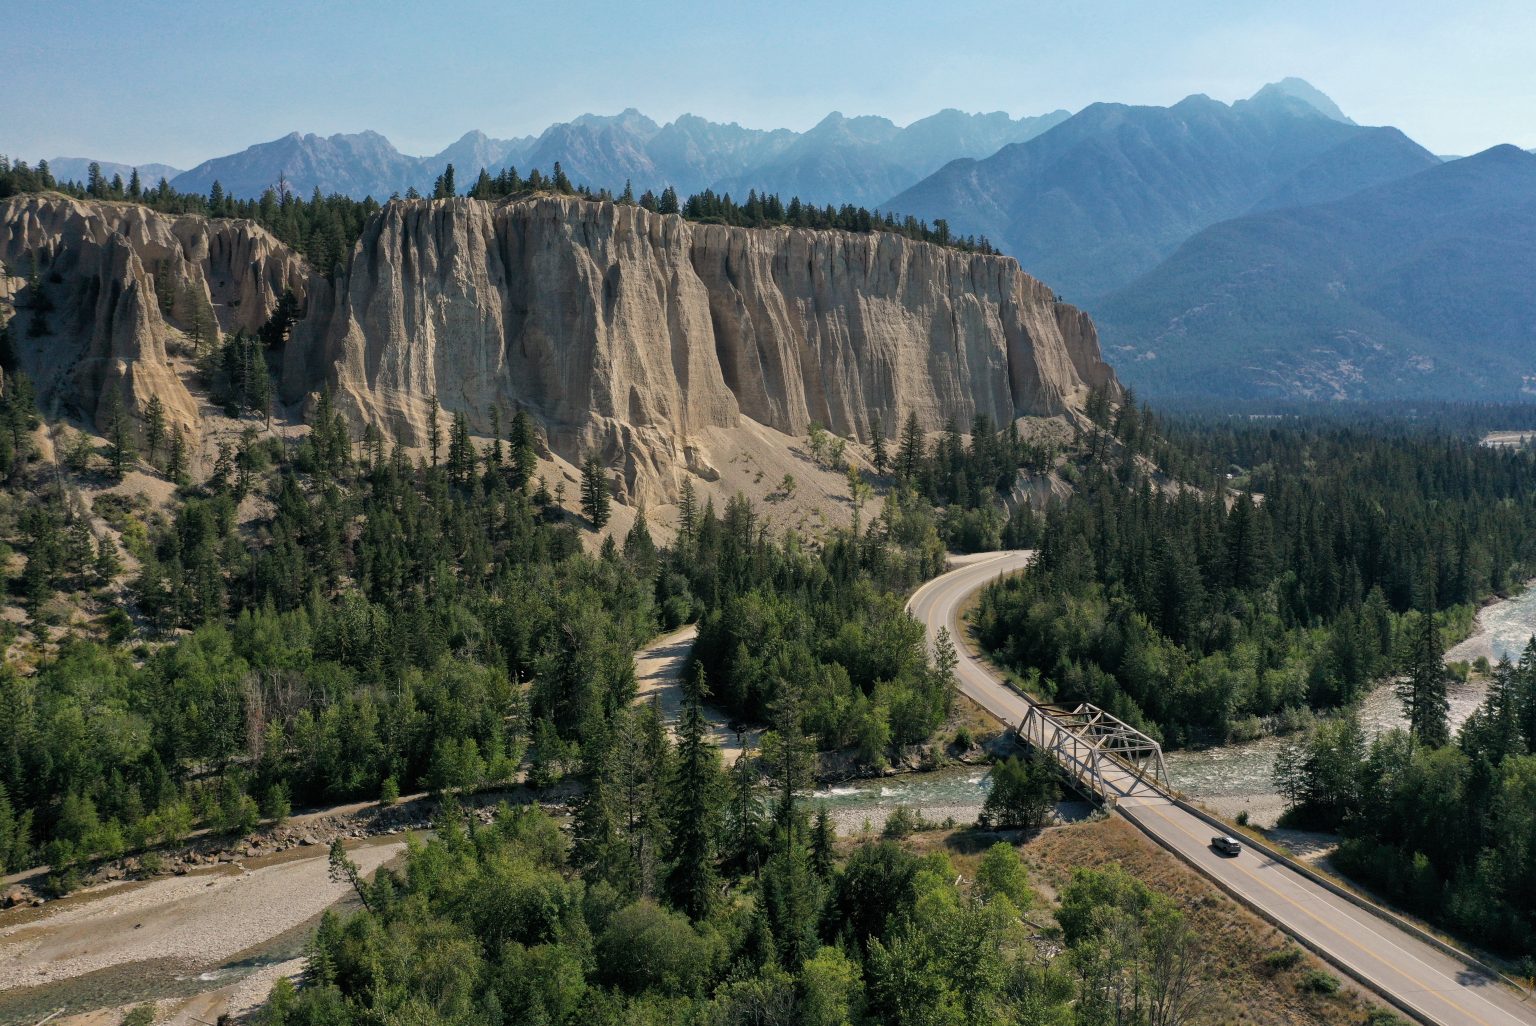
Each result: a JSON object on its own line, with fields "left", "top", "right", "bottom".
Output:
{"left": 888, "top": 80, "right": 1438, "bottom": 300}
{"left": 1095, "top": 145, "right": 1536, "bottom": 400}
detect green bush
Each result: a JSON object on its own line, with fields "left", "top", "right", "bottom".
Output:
{"left": 261, "top": 783, "right": 291, "bottom": 824}
{"left": 595, "top": 899, "right": 719, "bottom": 997}
{"left": 1300, "top": 968, "right": 1340, "bottom": 994}
{"left": 378, "top": 776, "right": 399, "bottom": 807}
{"left": 1264, "top": 946, "right": 1304, "bottom": 972}
{"left": 882, "top": 805, "right": 920, "bottom": 839}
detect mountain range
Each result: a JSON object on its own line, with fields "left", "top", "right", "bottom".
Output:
{"left": 58, "top": 107, "right": 1069, "bottom": 209}
{"left": 35, "top": 79, "right": 1534, "bottom": 403}
{"left": 46, "top": 157, "right": 183, "bottom": 185}
{"left": 888, "top": 82, "right": 1439, "bottom": 301}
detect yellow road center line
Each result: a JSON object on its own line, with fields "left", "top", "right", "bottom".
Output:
{"left": 1146, "top": 806, "right": 1506, "bottom": 1026}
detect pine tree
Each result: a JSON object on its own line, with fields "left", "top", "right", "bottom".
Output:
{"left": 508, "top": 410, "right": 536, "bottom": 490}
{"left": 580, "top": 449, "right": 611, "bottom": 529}
{"left": 143, "top": 395, "right": 166, "bottom": 467}
{"left": 551, "top": 162, "right": 572, "bottom": 193}
{"left": 809, "top": 805, "right": 835, "bottom": 879}
{"left": 678, "top": 478, "right": 699, "bottom": 545}
{"left": 1398, "top": 597, "right": 1451, "bottom": 749}
{"left": 668, "top": 663, "right": 722, "bottom": 919}
{"left": 446, "top": 411, "right": 473, "bottom": 484}
{"left": 426, "top": 395, "right": 442, "bottom": 467}
{"left": 898, "top": 411, "right": 924, "bottom": 481}
{"left": 768, "top": 677, "right": 811, "bottom": 844}
{"left": 727, "top": 744, "right": 761, "bottom": 872}
{"left": 102, "top": 391, "right": 134, "bottom": 478}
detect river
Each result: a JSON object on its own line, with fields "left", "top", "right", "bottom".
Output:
{"left": 1166, "top": 584, "right": 1536, "bottom": 826}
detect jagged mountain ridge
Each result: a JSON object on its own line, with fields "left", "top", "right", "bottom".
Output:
{"left": 887, "top": 81, "right": 1441, "bottom": 301}
{"left": 45, "top": 158, "right": 185, "bottom": 186}
{"left": 1, "top": 193, "right": 1114, "bottom": 506}
{"left": 155, "top": 107, "right": 1068, "bottom": 207}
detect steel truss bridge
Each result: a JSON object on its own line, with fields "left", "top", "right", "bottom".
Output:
{"left": 1015, "top": 701, "right": 1170, "bottom": 802}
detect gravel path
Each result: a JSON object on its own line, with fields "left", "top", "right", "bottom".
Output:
{"left": 633, "top": 625, "right": 759, "bottom": 762}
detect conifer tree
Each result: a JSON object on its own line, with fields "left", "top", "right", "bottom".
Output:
{"left": 668, "top": 663, "right": 722, "bottom": 919}
{"left": 508, "top": 410, "right": 536, "bottom": 490}
{"left": 580, "top": 449, "right": 610, "bottom": 529}
{"left": 143, "top": 395, "right": 166, "bottom": 467}
{"left": 1399, "top": 596, "right": 1451, "bottom": 749}
{"left": 102, "top": 391, "right": 133, "bottom": 479}
{"left": 870, "top": 411, "right": 889, "bottom": 475}
{"left": 809, "top": 805, "right": 835, "bottom": 879}
{"left": 426, "top": 395, "right": 442, "bottom": 467}
{"left": 678, "top": 478, "right": 699, "bottom": 545}
{"left": 898, "top": 411, "right": 924, "bottom": 481}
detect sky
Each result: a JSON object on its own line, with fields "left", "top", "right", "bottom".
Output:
{"left": 3, "top": 0, "right": 1533, "bottom": 168}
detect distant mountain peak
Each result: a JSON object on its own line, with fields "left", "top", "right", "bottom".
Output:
{"left": 1250, "top": 78, "right": 1354, "bottom": 124}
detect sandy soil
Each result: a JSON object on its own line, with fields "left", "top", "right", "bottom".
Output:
{"left": 0, "top": 837, "right": 406, "bottom": 995}
{"left": 632, "top": 624, "right": 759, "bottom": 763}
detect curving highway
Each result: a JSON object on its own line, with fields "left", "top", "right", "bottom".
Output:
{"left": 908, "top": 550, "right": 1536, "bottom": 1026}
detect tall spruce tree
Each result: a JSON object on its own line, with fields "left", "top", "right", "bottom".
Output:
{"left": 667, "top": 663, "right": 722, "bottom": 919}
{"left": 426, "top": 395, "right": 442, "bottom": 467}
{"left": 143, "top": 395, "right": 166, "bottom": 467}
{"left": 508, "top": 409, "right": 536, "bottom": 490}
{"left": 1398, "top": 594, "right": 1451, "bottom": 749}
{"left": 102, "top": 391, "right": 133, "bottom": 478}
{"left": 580, "top": 450, "right": 611, "bottom": 529}
{"left": 898, "top": 411, "right": 924, "bottom": 481}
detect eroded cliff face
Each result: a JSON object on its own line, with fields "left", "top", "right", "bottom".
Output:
{"left": 2, "top": 193, "right": 1117, "bottom": 506}
{"left": 288, "top": 195, "right": 1116, "bottom": 502}
{"left": 0, "top": 194, "right": 307, "bottom": 436}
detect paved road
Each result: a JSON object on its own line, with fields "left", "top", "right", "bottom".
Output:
{"left": 908, "top": 550, "right": 1536, "bottom": 1026}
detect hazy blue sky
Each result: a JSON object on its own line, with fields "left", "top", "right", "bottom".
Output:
{"left": 4, "top": 0, "right": 1532, "bottom": 167}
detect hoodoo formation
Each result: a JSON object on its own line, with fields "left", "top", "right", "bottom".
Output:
{"left": 3, "top": 191, "right": 1115, "bottom": 504}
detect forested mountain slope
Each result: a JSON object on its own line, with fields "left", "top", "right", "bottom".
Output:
{"left": 1097, "top": 145, "right": 1536, "bottom": 400}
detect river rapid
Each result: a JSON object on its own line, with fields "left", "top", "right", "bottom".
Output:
{"left": 1166, "top": 584, "right": 1536, "bottom": 826}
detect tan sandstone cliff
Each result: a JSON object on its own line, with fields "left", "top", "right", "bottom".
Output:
{"left": 2, "top": 192, "right": 1116, "bottom": 507}
{"left": 0, "top": 194, "right": 307, "bottom": 437}
{"left": 287, "top": 195, "right": 1116, "bottom": 503}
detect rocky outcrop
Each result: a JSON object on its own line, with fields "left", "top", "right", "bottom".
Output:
{"left": 289, "top": 195, "right": 1116, "bottom": 502}
{"left": 0, "top": 194, "right": 306, "bottom": 436}
{"left": 2, "top": 193, "right": 1117, "bottom": 506}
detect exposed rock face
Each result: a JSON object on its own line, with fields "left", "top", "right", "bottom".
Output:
{"left": 2, "top": 193, "right": 1117, "bottom": 507}
{"left": 0, "top": 194, "right": 306, "bottom": 435}
{"left": 290, "top": 195, "right": 1115, "bottom": 502}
